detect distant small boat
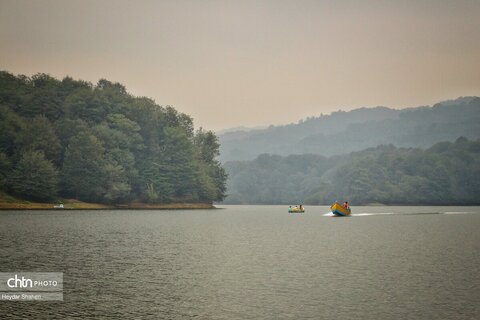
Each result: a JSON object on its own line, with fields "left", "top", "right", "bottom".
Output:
{"left": 330, "top": 202, "right": 351, "bottom": 216}
{"left": 288, "top": 206, "right": 305, "bottom": 213}
{"left": 53, "top": 204, "right": 64, "bottom": 209}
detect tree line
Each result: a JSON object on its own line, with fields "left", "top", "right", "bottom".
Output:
{"left": 224, "top": 138, "right": 480, "bottom": 205}
{"left": 0, "top": 71, "right": 226, "bottom": 204}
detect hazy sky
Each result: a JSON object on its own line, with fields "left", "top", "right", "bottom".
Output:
{"left": 1, "top": 0, "right": 479, "bottom": 130}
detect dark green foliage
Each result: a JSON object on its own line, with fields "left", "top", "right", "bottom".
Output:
{"left": 61, "top": 133, "right": 108, "bottom": 202}
{"left": 0, "top": 72, "right": 30, "bottom": 111}
{"left": 0, "top": 105, "right": 25, "bottom": 156}
{"left": 24, "top": 74, "right": 64, "bottom": 120}
{"left": 195, "top": 129, "right": 220, "bottom": 163}
{"left": 16, "top": 115, "right": 61, "bottom": 163}
{"left": 9, "top": 151, "right": 58, "bottom": 201}
{"left": 194, "top": 128, "right": 227, "bottom": 201}
{"left": 102, "top": 159, "right": 131, "bottom": 203}
{"left": 0, "top": 152, "right": 11, "bottom": 189}
{"left": 0, "top": 71, "right": 227, "bottom": 203}
{"left": 224, "top": 139, "right": 480, "bottom": 205}
{"left": 162, "top": 127, "right": 197, "bottom": 198}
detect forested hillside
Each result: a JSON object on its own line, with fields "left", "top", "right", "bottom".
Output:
{"left": 219, "top": 97, "right": 480, "bottom": 162}
{"left": 0, "top": 71, "right": 226, "bottom": 204}
{"left": 224, "top": 138, "right": 480, "bottom": 205}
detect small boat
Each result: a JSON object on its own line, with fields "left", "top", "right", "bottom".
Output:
{"left": 288, "top": 206, "right": 305, "bottom": 213}
{"left": 330, "top": 202, "right": 351, "bottom": 216}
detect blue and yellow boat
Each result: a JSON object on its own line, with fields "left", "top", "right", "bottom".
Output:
{"left": 330, "top": 202, "right": 351, "bottom": 216}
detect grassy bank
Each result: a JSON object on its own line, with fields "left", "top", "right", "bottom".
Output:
{"left": 0, "top": 194, "right": 215, "bottom": 210}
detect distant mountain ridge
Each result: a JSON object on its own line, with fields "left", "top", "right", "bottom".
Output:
{"left": 216, "top": 125, "right": 268, "bottom": 135}
{"left": 219, "top": 97, "right": 480, "bottom": 162}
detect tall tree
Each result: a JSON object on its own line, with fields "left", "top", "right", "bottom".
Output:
{"left": 194, "top": 128, "right": 227, "bottom": 201}
{"left": 23, "top": 73, "right": 63, "bottom": 120}
{"left": 0, "top": 152, "right": 11, "bottom": 191}
{"left": 9, "top": 150, "right": 58, "bottom": 201}
{"left": 0, "top": 105, "right": 25, "bottom": 156}
{"left": 16, "top": 115, "right": 61, "bottom": 163}
{"left": 61, "top": 133, "right": 107, "bottom": 202}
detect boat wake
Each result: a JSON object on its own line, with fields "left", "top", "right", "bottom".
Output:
{"left": 442, "top": 211, "right": 473, "bottom": 215}
{"left": 322, "top": 212, "right": 394, "bottom": 217}
{"left": 323, "top": 211, "right": 477, "bottom": 217}
{"left": 352, "top": 212, "right": 394, "bottom": 217}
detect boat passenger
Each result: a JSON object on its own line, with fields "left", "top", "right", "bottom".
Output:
{"left": 343, "top": 201, "right": 349, "bottom": 209}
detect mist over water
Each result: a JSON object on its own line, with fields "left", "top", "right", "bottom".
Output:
{"left": 1, "top": 206, "right": 479, "bottom": 319}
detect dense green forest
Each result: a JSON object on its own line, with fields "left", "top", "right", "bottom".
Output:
{"left": 219, "top": 97, "right": 480, "bottom": 162}
{"left": 224, "top": 138, "right": 480, "bottom": 205}
{"left": 0, "top": 71, "right": 226, "bottom": 204}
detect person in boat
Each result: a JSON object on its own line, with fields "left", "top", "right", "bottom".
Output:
{"left": 299, "top": 204, "right": 304, "bottom": 210}
{"left": 343, "top": 201, "right": 349, "bottom": 209}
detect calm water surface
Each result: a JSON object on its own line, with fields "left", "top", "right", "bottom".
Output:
{"left": 1, "top": 205, "right": 479, "bottom": 319}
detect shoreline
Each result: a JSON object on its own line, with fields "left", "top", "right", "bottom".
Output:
{"left": 0, "top": 200, "right": 216, "bottom": 210}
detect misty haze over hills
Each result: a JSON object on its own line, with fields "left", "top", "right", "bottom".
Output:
{"left": 219, "top": 97, "right": 480, "bottom": 162}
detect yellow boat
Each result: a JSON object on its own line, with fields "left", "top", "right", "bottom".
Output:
{"left": 288, "top": 206, "right": 305, "bottom": 213}
{"left": 330, "top": 202, "right": 351, "bottom": 216}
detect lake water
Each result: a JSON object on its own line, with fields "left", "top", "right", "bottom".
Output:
{"left": 1, "top": 205, "right": 479, "bottom": 319}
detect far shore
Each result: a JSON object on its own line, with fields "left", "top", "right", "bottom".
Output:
{"left": 0, "top": 199, "right": 216, "bottom": 210}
